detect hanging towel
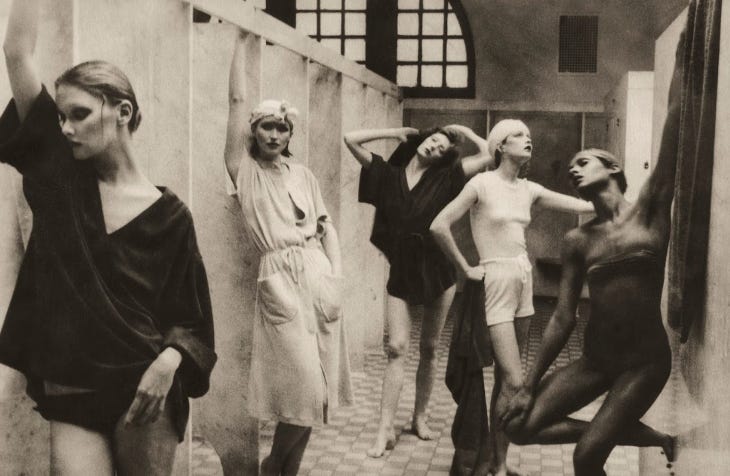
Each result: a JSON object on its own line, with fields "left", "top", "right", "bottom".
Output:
{"left": 667, "top": 0, "right": 722, "bottom": 342}
{"left": 445, "top": 280, "right": 494, "bottom": 475}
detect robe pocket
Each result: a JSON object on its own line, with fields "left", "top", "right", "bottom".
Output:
{"left": 258, "top": 272, "right": 299, "bottom": 325}
{"left": 314, "top": 273, "right": 343, "bottom": 323}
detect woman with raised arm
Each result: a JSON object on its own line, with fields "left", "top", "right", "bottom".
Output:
{"left": 224, "top": 31, "right": 352, "bottom": 476}
{"left": 499, "top": 35, "right": 685, "bottom": 476}
{"left": 430, "top": 119, "right": 593, "bottom": 476}
{"left": 0, "top": 1, "right": 216, "bottom": 475}
{"left": 344, "top": 122, "right": 492, "bottom": 457}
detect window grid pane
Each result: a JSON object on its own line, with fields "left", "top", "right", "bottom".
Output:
{"left": 344, "top": 39, "right": 366, "bottom": 61}
{"left": 422, "top": 39, "right": 444, "bottom": 61}
{"left": 422, "top": 13, "right": 445, "bottom": 35}
{"left": 320, "top": 0, "right": 342, "bottom": 10}
{"left": 446, "top": 65, "right": 468, "bottom": 87}
{"left": 320, "top": 38, "right": 342, "bottom": 54}
{"left": 295, "top": 0, "right": 367, "bottom": 61}
{"left": 296, "top": 0, "right": 317, "bottom": 9}
{"left": 447, "top": 13, "right": 462, "bottom": 35}
{"left": 422, "top": 0, "right": 446, "bottom": 10}
{"left": 398, "top": 0, "right": 420, "bottom": 9}
{"left": 320, "top": 12, "right": 341, "bottom": 35}
{"left": 398, "top": 13, "right": 420, "bottom": 35}
{"left": 294, "top": 0, "right": 472, "bottom": 93}
{"left": 397, "top": 39, "right": 419, "bottom": 61}
{"left": 421, "top": 65, "right": 443, "bottom": 87}
{"left": 397, "top": 65, "right": 419, "bottom": 86}
{"left": 395, "top": 1, "right": 471, "bottom": 93}
{"left": 345, "top": 13, "right": 366, "bottom": 35}
{"left": 296, "top": 13, "right": 318, "bottom": 36}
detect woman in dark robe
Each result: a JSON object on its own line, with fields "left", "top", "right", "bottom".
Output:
{"left": 344, "top": 124, "right": 492, "bottom": 457}
{"left": 0, "top": 1, "right": 216, "bottom": 474}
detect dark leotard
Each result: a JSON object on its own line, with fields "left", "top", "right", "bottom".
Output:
{"left": 583, "top": 249, "right": 671, "bottom": 375}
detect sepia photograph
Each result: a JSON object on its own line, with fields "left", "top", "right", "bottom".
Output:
{"left": 0, "top": 0, "right": 727, "bottom": 474}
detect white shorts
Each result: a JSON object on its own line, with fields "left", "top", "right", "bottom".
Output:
{"left": 481, "top": 254, "right": 535, "bottom": 327}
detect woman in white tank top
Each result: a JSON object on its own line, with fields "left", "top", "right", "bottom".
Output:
{"left": 431, "top": 119, "right": 593, "bottom": 476}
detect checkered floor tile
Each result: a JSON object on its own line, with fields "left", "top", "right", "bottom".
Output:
{"left": 195, "top": 296, "right": 678, "bottom": 475}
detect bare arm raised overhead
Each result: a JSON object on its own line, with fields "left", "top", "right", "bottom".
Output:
{"left": 3, "top": 0, "right": 42, "bottom": 121}
{"left": 224, "top": 30, "right": 254, "bottom": 185}
{"left": 442, "top": 124, "right": 495, "bottom": 177}
{"left": 634, "top": 30, "right": 685, "bottom": 236}
{"left": 343, "top": 127, "right": 418, "bottom": 168}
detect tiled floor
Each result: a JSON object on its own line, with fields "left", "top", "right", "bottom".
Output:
{"left": 194, "top": 296, "right": 677, "bottom": 475}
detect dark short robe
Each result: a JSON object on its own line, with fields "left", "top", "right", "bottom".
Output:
{"left": 0, "top": 87, "right": 216, "bottom": 437}
{"left": 358, "top": 146, "right": 466, "bottom": 305}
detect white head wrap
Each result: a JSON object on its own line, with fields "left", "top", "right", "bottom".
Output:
{"left": 487, "top": 119, "right": 529, "bottom": 159}
{"left": 249, "top": 99, "right": 299, "bottom": 126}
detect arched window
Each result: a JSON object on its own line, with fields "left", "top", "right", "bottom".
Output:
{"left": 265, "top": 0, "right": 475, "bottom": 98}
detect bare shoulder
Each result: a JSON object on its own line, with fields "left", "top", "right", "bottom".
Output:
{"left": 564, "top": 225, "right": 592, "bottom": 257}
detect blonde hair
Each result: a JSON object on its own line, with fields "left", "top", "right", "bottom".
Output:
{"left": 55, "top": 60, "right": 142, "bottom": 132}
{"left": 487, "top": 119, "right": 529, "bottom": 167}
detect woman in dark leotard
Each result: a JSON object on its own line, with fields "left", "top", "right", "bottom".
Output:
{"left": 344, "top": 125, "right": 492, "bottom": 456}
{"left": 500, "top": 34, "right": 685, "bottom": 476}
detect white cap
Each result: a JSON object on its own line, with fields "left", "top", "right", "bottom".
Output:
{"left": 487, "top": 119, "right": 529, "bottom": 159}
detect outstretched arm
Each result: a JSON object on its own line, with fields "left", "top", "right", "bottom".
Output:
{"left": 443, "top": 124, "right": 494, "bottom": 177}
{"left": 535, "top": 188, "right": 594, "bottom": 214}
{"left": 343, "top": 127, "right": 418, "bottom": 168}
{"left": 3, "top": 0, "right": 43, "bottom": 120}
{"left": 500, "top": 230, "right": 585, "bottom": 428}
{"left": 635, "top": 31, "right": 685, "bottom": 229}
{"left": 430, "top": 186, "right": 484, "bottom": 281}
{"left": 224, "top": 30, "right": 254, "bottom": 185}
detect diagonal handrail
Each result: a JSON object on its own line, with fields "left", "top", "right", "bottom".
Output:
{"left": 184, "top": 0, "right": 400, "bottom": 98}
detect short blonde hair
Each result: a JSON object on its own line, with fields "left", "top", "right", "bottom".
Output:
{"left": 487, "top": 119, "right": 529, "bottom": 166}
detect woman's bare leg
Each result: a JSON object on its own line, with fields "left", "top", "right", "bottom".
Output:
{"left": 488, "top": 316, "right": 531, "bottom": 476}
{"left": 262, "top": 423, "right": 312, "bottom": 475}
{"left": 113, "top": 403, "right": 179, "bottom": 476}
{"left": 368, "top": 294, "right": 414, "bottom": 457}
{"left": 412, "top": 285, "right": 456, "bottom": 440}
{"left": 50, "top": 421, "right": 114, "bottom": 476}
{"left": 504, "top": 357, "right": 673, "bottom": 474}
{"left": 570, "top": 362, "right": 671, "bottom": 476}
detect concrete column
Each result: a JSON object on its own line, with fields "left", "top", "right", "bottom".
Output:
{"left": 75, "top": 0, "right": 192, "bottom": 196}
{"left": 0, "top": 1, "right": 75, "bottom": 473}
{"left": 308, "top": 62, "right": 342, "bottom": 226}
{"left": 191, "top": 25, "right": 260, "bottom": 475}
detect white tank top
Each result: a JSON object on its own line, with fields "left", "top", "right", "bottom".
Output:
{"left": 465, "top": 171, "right": 544, "bottom": 260}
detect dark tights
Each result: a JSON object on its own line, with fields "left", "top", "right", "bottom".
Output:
{"left": 261, "top": 422, "right": 312, "bottom": 476}
{"left": 505, "top": 356, "right": 672, "bottom": 476}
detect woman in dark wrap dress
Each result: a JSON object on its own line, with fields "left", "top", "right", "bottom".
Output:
{"left": 0, "top": 1, "right": 216, "bottom": 474}
{"left": 344, "top": 125, "right": 492, "bottom": 456}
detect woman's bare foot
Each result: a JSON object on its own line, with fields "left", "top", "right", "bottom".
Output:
{"left": 661, "top": 434, "right": 677, "bottom": 463}
{"left": 367, "top": 427, "right": 396, "bottom": 458}
{"left": 412, "top": 414, "right": 434, "bottom": 440}
{"left": 490, "top": 463, "right": 530, "bottom": 476}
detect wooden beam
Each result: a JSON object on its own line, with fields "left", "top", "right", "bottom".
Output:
{"left": 185, "top": 0, "right": 400, "bottom": 98}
